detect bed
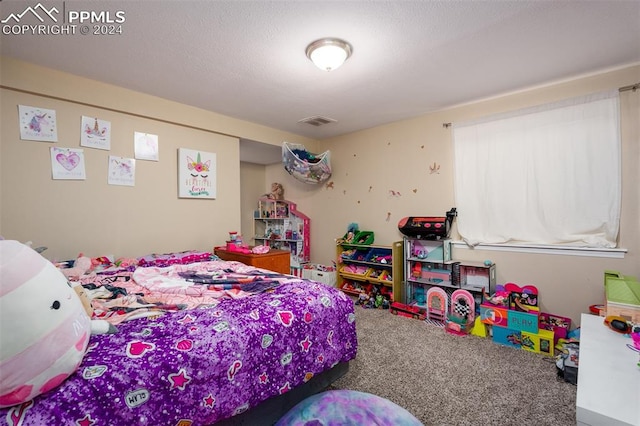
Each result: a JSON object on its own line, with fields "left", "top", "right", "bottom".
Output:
{"left": 0, "top": 250, "right": 357, "bottom": 425}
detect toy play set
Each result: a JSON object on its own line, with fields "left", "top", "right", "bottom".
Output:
{"left": 344, "top": 218, "right": 577, "bottom": 358}
{"left": 396, "top": 278, "right": 571, "bottom": 357}
{"left": 253, "top": 197, "right": 311, "bottom": 272}
{"left": 390, "top": 302, "right": 427, "bottom": 320}
{"left": 397, "top": 208, "right": 457, "bottom": 240}
{"left": 477, "top": 283, "right": 571, "bottom": 356}
{"left": 401, "top": 233, "right": 494, "bottom": 335}
{"left": 444, "top": 289, "right": 476, "bottom": 335}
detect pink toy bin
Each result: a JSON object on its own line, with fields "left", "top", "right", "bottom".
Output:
{"left": 538, "top": 312, "right": 571, "bottom": 344}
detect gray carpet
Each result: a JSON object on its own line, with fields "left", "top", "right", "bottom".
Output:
{"left": 330, "top": 305, "right": 577, "bottom": 426}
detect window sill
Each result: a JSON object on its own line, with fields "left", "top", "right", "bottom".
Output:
{"left": 451, "top": 241, "right": 627, "bottom": 259}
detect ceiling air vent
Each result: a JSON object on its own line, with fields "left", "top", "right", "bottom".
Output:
{"left": 298, "top": 116, "right": 337, "bottom": 127}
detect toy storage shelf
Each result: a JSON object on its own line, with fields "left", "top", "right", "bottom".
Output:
{"left": 253, "top": 198, "right": 310, "bottom": 270}
{"left": 458, "top": 261, "right": 497, "bottom": 293}
{"left": 336, "top": 241, "right": 404, "bottom": 302}
{"left": 403, "top": 237, "right": 496, "bottom": 306}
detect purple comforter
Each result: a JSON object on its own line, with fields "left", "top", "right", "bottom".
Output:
{"left": 1, "top": 280, "right": 357, "bottom": 425}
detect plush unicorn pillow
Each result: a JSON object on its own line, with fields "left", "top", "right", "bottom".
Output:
{"left": 0, "top": 240, "right": 91, "bottom": 408}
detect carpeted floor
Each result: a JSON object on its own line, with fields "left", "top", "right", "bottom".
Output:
{"left": 330, "top": 304, "right": 577, "bottom": 426}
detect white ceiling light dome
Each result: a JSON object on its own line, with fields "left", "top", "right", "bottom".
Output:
{"left": 306, "top": 38, "right": 353, "bottom": 72}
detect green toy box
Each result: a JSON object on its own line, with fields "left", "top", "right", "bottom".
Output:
{"left": 604, "top": 270, "right": 640, "bottom": 323}
{"left": 353, "top": 231, "right": 375, "bottom": 245}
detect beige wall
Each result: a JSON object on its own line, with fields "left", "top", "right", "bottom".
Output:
{"left": 0, "top": 57, "right": 314, "bottom": 261}
{"left": 0, "top": 57, "right": 314, "bottom": 149}
{"left": 2, "top": 56, "right": 638, "bottom": 327}
{"left": 239, "top": 162, "right": 266, "bottom": 244}
{"left": 1, "top": 84, "right": 242, "bottom": 262}
{"left": 282, "top": 65, "right": 639, "bottom": 327}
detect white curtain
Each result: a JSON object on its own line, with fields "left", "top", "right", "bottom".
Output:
{"left": 453, "top": 90, "right": 621, "bottom": 248}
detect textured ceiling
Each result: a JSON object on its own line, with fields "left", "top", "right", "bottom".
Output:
{"left": 1, "top": 1, "right": 639, "bottom": 164}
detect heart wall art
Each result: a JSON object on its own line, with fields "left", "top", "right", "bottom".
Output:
{"left": 19, "top": 105, "right": 58, "bottom": 142}
{"left": 50, "top": 147, "right": 86, "bottom": 180}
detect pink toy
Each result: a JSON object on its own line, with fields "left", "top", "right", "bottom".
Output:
{"left": 114, "top": 257, "right": 138, "bottom": 268}
{"left": 446, "top": 289, "right": 475, "bottom": 336}
{"left": 483, "top": 289, "right": 510, "bottom": 307}
{"left": 91, "top": 256, "right": 112, "bottom": 269}
{"left": 427, "top": 287, "right": 448, "bottom": 322}
{"left": 61, "top": 254, "right": 92, "bottom": 280}
{"left": 0, "top": 240, "right": 91, "bottom": 407}
{"left": 631, "top": 332, "right": 640, "bottom": 350}
{"left": 504, "top": 283, "right": 539, "bottom": 312}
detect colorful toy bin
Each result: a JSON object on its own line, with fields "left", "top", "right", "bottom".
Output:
{"left": 353, "top": 231, "right": 375, "bottom": 245}
{"left": 521, "top": 329, "right": 554, "bottom": 356}
{"left": 538, "top": 312, "right": 571, "bottom": 345}
{"left": 480, "top": 303, "right": 509, "bottom": 327}
{"left": 492, "top": 326, "right": 522, "bottom": 349}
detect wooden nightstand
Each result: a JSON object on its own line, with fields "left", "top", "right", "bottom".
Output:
{"left": 214, "top": 248, "right": 291, "bottom": 275}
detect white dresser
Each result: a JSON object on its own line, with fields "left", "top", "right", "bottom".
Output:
{"left": 576, "top": 313, "right": 640, "bottom": 426}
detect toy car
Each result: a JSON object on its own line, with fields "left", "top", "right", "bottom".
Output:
{"left": 390, "top": 302, "right": 426, "bottom": 320}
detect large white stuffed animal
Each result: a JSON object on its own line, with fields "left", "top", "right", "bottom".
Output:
{"left": 0, "top": 240, "right": 91, "bottom": 408}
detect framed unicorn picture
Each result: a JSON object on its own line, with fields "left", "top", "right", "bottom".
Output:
{"left": 19, "top": 105, "right": 58, "bottom": 142}
{"left": 108, "top": 156, "right": 136, "bottom": 186}
{"left": 177, "top": 148, "right": 217, "bottom": 199}
{"left": 80, "top": 116, "right": 111, "bottom": 150}
{"left": 134, "top": 132, "right": 159, "bottom": 161}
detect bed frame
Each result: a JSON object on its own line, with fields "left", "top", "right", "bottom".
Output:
{"left": 215, "top": 361, "right": 350, "bottom": 425}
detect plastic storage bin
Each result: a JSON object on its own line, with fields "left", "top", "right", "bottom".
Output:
{"left": 353, "top": 231, "right": 375, "bottom": 245}
{"left": 302, "top": 264, "right": 337, "bottom": 287}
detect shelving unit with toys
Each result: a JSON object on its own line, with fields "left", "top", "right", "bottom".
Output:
{"left": 400, "top": 234, "right": 573, "bottom": 353}
{"left": 335, "top": 239, "right": 404, "bottom": 304}
{"left": 402, "top": 237, "right": 496, "bottom": 320}
{"left": 253, "top": 198, "right": 310, "bottom": 273}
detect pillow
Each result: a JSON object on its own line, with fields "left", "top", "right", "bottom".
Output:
{"left": 0, "top": 240, "right": 91, "bottom": 407}
{"left": 275, "top": 390, "right": 424, "bottom": 426}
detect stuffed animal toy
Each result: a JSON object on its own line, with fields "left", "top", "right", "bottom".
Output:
{"left": 337, "top": 223, "right": 359, "bottom": 244}
{"left": 0, "top": 240, "right": 92, "bottom": 408}
{"left": 91, "top": 255, "right": 112, "bottom": 270}
{"left": 70, "top": 284, "right": 118, "bottom": 336}
{"left": 60, "top": 254, "right": 92, "bottom": 280}
{"left": 265, "top": 182, "right": 285, "bottom": 200}
{"left": 114, "top": 257, "right": 138, "bottom": 268}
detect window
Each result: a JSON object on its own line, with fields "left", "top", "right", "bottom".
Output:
{"left": 453, "top": 90, "right": 621, "bottom": 248}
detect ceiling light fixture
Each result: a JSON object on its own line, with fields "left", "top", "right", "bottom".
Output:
{"left": 305, "top": 38, "right": 353, "bottom": 72}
